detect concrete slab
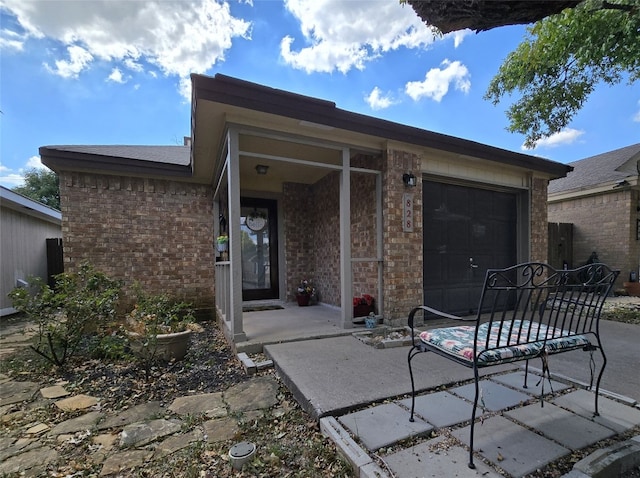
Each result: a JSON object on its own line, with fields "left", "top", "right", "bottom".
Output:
{"left": 505, "top": 403, "right": 614, "bottom": 449}
{"left": 398, "top": 391, "right": 484, "bottom": 428}
{"left": 452, "top": 415, "right": 569, "bottom": 477}
{"left": 265, "top": 335, "right": 514, "bottom": 419}
{"left": 491, "top": 370, "right": 570, "bottom": 396}
{"left": 450, "top": 380, "right": 531, "bottom": 411}
{"left": 383, "top": 436, "right": 501, "bottom": 478}
{"left": 553, "top": 389, "right": 640, "bottom": 433}
{"left": 338, "top": 402, "right": 432, "bottom": 451}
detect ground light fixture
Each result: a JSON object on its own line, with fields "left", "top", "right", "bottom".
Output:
{"left": 229, "top": 441, "right": 256, "bottom": 470}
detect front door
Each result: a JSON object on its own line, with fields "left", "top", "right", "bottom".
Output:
{"left": 241, "top": 198, "right": 279, "bottom": 301}
{"left": 423, "top": 180, "right": 517, "bottom": 315}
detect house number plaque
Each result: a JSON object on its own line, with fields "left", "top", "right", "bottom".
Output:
{"left": 403, "top": 193, "right": 414, "bottom": 232}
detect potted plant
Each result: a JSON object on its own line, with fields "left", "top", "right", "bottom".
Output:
{"left": 216, "top": 234, "right": 229, "bottom": 252}
{"left": 125, "top": 284, "right": 195, "bottom": 362}
{"left": 353, "top": 294, "right": 375, "bottom": 318}
{"left": 295, "top": 279, "right": 316, "bottom": 306}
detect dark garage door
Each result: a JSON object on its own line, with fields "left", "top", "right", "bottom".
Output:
{"left": 423, "top": 180, "right": 518, "bottom": 316}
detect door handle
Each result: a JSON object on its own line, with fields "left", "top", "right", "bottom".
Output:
{"left": 469, "top": 258, "right": 479, "bottom": 269}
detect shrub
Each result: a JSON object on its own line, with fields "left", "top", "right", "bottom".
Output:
{"left": 8, "top": 263, "right": 122, "bottom": 367}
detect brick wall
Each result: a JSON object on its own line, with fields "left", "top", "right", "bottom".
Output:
{"left": 282, "top": 182, "right": 314, "bottom": 301}
{"left": 282, "top": 168, "right": 378, "bottom": 308}
{"left": 548, "top": 188, "right": 636, "bottom": 286}
{"left": 531, "top": 177, "right": 549, "bottom": 263}
{"left": 383, "top": 149, "right": 423, "bottom": 324}
{"left": 59, "top": 172, "right": 214, "bottom": 310}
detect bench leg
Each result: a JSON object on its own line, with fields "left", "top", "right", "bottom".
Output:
{"left": 468, "top": 366, "right": 480, "bottom": 469}
{"left": 593, "top": 344, "right": 607, "bottom": 417}
{"left": 407, "top": 346, "right": 422, "bottom": 422}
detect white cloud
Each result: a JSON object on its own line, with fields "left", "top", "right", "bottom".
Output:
{"left": 2, "top": 0, "right": 251, "bottom": 98}
{"left": 280, "top": 0, "right": 437, "bottom": 74}
{"left": 522, "top": 128, "right": 585, "bottom": 150}
{"left": 26, "top": 155, "right": 46, "bottom": 169}
{"left": 107, "top": 67, "right": 126, "bottom": 84}
{"left": 633, "top": 100, "right": 640, "bottom": 122}
{"left": 0, "top": 156, "right": 51, "bottom": 188}
{"left": 365, "top": 87, "right": 397, "bottom": 110}
{"left": 405, "top": 59, "right": 470, "bottom": 102}
{"left": 44, "top": 45, "right": 93, "bottom": 78}
{"left": 0, "top": 173, "right": 25, "bottom": 188}
{"left": 0, "top": 27, "right": 27, "bottom": 51}
{"left": 447, "top": 30, "right": 471, "bottom": 48}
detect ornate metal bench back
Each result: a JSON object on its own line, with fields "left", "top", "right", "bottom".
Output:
{"left": 476, "top": 262, "right": 620, "bottom": 359}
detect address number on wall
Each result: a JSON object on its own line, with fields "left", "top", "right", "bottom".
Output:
{"left": 403, "top": 193, "right": 414, "bottom": 232}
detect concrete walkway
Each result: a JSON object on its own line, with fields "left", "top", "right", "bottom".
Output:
{"left": 265, "top": 318, "right": 640, "bottom": 477}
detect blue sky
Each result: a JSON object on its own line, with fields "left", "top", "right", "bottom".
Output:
{"left": 1, "top": 0, "right": 639, "bottom": 188}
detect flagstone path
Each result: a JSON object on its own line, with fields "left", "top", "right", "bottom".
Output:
{"left": 0, "top": 374, "right": 279, "bottom": 477}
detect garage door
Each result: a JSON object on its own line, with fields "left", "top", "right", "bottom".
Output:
{"left": 423, "top": 180, "right": 517, "bottom": 316}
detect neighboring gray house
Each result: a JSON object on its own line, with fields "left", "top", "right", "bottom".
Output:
{"left": 548, "top": 143, "right": 640, "bottom": 289}
{"left": 0, "top": 186, "right": 62, "bottom": 315}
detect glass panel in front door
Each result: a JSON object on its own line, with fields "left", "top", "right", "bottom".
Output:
{"left": 241, "top": 206, "right": 271, "bottom": 291}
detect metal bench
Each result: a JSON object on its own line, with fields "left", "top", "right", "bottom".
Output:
{"left": 407, "top": 262, "right": 619, "bottom": 469}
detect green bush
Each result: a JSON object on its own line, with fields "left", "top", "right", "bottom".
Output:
{"left": 8, "top": 263, "right": 123, "bottom": 367}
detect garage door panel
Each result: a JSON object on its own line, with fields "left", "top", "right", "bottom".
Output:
{"left": 423, "top": 180, "right": 517, "bottom": 316}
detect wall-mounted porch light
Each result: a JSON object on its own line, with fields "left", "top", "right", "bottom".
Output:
{"left": 402, "top": 173, "right": 417, "bottom": 187}
{"left": 255, "top": 164, "right": 269, "bottom": 175}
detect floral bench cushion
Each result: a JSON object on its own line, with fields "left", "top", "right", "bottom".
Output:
{"left": 419, "top": 320, "right": 591, "bottom": 366}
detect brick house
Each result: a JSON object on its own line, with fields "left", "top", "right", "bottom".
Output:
{"left": 40, "top": 74, "right": 571, "bottom": 345}
{"left": 548, "top": 143, "right": 640, "bottom": 290}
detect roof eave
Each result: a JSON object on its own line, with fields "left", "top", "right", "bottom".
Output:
{"left": 39, "top": 147, "right": 193, "bottom": 178}
{"left": 192, "top": 73, "right": 572, "bottom": 179}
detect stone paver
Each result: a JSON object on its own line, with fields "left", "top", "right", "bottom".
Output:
{"left": 506, "top": 402, "right": 615, "bottom": 449}
{"left": 384, "top": 436, "right": 501, "bottom": 478}
{"left": 55, "top": 394, "right": 99, "bottom": 411}
{"left": 0, "top": 381, "right": 39, "bottom": 406}
{"left": 553, "top": 389, "right": 640, "bottom": 433}
{"left": 49, "top": 410, "right": 103, "bottom": 436}
{"left": 25, "top": 422, "right": 50, "bottom": 435}
{"left": 99, "top": 449, "right": 153, "bottom": 476}
{"left": 450, "top": 380, "right": 531, "bottom": 411}
{"left": 97, "top": 401, "right": 164, "bottom": 430}
{"left": 203, "top": 416, "right": 240, "bottom": 444}
{"left": 339, "top": 402, "right": 432, "bottom": 451}
{"left": 0, "top": 445, "right": 58, "bottom": 476}
{"left": 40, "top": 384, "right": 71, "bottom": 399}
{"left": 168, "top": 392, "right": 226, "bottom": 418}
{"left": 120, "top": 418, "right": 182, "bottom": 447}
{"left": 398, "top": 390, "right": 484, "bottom": 428}
{"left": 451, "top": 415, "right": 569, "bottom": 477}
{"left": 224, "top": 375, "right": 279, "bottom": 412}
{"left": 491, "top": 370, "right": 570, "bottom": 396}
{"left": 154, "top": 428, "right": 204, "bottom": 458}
